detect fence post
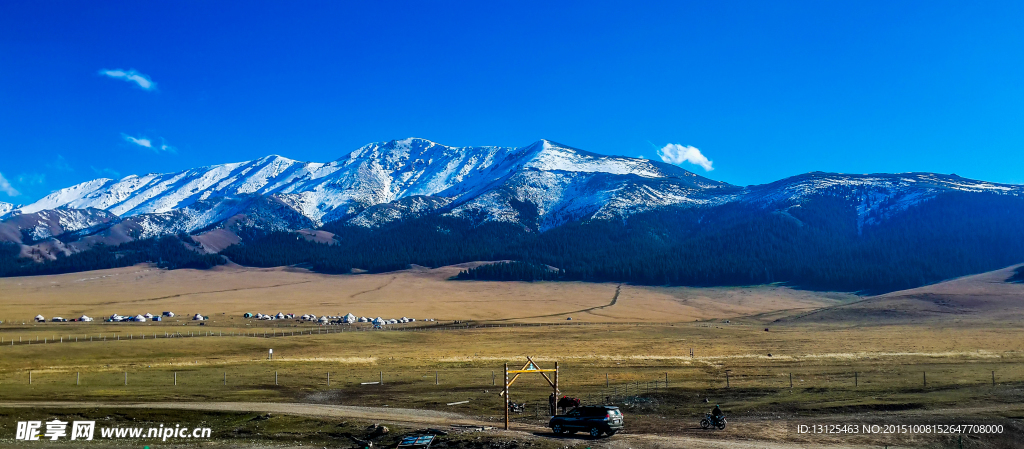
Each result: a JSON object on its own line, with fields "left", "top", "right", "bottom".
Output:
{"left": 435, "top": 371, "right": 438, "bottom": 385}
{"left": 327, "top": 372, "right": 330, "bottom": 387}
{"left": 923, "top": 371, "right": 926, "bottom": 387}
{"left": 726, "top": 371, "right": 730, "bottom": 388}
{"left": 855, "top": 372, "right": 858, "bottom": 387}
{"left": 992, "top": 371, "right": 995, "bottom": 387}
{"left": 29, "top": 371, "right": 32, "bottom": 385}
{"left": 224, "top": 372, "right": 227, "bottom": 385}
{"left": 790, "top": 373, "right": 793, "bottom": 388}
{"left": 125, "top": 372, "right": 127, "bottom": 385}
{"left": 174, "top": 372, "right": 177, "bottom": 386}
{"left": 276, "top": 371, "right": 278, "bottom": 386}
{"left": 77, "top": 372, "right": 80, "bottom": 386}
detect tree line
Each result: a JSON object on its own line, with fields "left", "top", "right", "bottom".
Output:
{"left": 223, "top": 191, "right": 1024, "bottom": 293}
{"left": 3, "top": 191, "right": 1023, "bottom": 294}
{"left": 0, "top": 236, "right": 224, "bottom": 277}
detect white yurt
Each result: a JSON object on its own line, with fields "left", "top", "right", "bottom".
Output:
{"left": 318, "top": 316, "right": 329, "bottom": 324}
{"left": 372, "top": 317, "right": 385, "bottom": 326}
{"left": 35, "top": 314, "right": 45, "bottom": 322}
{"left": 343, "top": 313, "right": 356, "bottom": 323}
{"left": 79, "top": 315, "right": 93, "bottom": 322}
{"left": 276, "top": 312, "right": 285, "bottom": 319}
{"left": 358, "top": 316, "right": 369, "bottom": 322}
{"left": 193, "top": 313, "right": 204, "bottom": 321}
{"left": 134, "top": 314, "right": 147, "bottom": 322}
{"left": 143, "top": 313, "right": 154, "bottom": 319}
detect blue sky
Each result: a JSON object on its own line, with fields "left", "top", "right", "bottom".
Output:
{"left": 2, "top": 1, "right": 1023, "bottom": 203}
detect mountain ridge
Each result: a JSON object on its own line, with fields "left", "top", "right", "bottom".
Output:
{"left": 2, "top": 138, "right": 1023, "bottom": 293}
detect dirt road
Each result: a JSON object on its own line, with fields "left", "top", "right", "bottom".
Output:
{"left": 0, "top": 401, "right": 865, "bottom": 449}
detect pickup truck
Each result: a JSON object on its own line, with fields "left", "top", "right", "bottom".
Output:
{"left": 548, "top": 405, "right": 623, "bottom": 437}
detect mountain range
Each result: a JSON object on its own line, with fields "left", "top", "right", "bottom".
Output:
{"left": 2, "top": 138, "right": 1023, "bottom": 292}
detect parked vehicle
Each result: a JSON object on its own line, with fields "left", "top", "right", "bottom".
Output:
{"left": 548, "top": 405, "right": 623, "bottom": 437}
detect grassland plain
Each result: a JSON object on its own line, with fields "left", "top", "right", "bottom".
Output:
{"left": 1, "top": 263, "right": 1023, "bottom": 448}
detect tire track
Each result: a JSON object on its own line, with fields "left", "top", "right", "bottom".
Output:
{"left": 490, "top": 284, "right": 621, "bottom": 322}
{"left": 96, "top": 280, "right": 317, "bottom": 305}
{"left": 349, "top": 276, "right": 397, "bottom": 299}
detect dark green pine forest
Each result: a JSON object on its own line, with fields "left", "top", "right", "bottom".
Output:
{"left": 1010, "top": 266, "right": 1024, "bottom": 283}
{"left": 0, "top": 235, "right": 224, "bottom": 277}
{"left": 225, "top": 192, "right": 1024, "bottom": 294}
{"left": 3, "top": 191, "right": 1023, "bottom": 294}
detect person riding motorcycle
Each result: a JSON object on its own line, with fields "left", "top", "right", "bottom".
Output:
{"left": 711, "top": 405, "right": 724, "bottom": 424}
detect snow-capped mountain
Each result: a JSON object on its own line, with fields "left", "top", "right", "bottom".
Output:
{"left": 9, "top": 139, "right": 735, "bottom": 233}
{"left": 4, "top": 138, "right": 1024, "bottom": 250}
{"left": 0, "top": 202, "right": 15, "bottom": 218}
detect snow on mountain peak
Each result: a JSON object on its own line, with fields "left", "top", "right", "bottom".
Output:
{"left": 0, "top": 201, "right": 15, "bottom": 219}
{"left": 13, "top": 138, "right": 1020, "bottom": 240}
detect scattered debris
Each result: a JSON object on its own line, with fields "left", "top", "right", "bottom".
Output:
{"left": 366, "top": 423, "right": 389, "bottom": 438}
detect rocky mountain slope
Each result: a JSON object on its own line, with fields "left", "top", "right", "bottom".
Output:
{"left": 2, "top": 138, "right": 1023, "bottom": 292}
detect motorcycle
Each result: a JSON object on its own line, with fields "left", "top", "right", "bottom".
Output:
{"left": 700, "top": 413, "right": 727, "bottom": 430}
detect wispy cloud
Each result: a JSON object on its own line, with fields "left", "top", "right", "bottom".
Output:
{"left": 658, "top": 143, "right": 714, "bottom": 171}
{"left": 158, "top": 138, "right": 177, "bottom": 153}
{"left": 16, "top": 173, "right": 45, "bottom": 186}
{"left": 99, "top": 68, "right": 156, "bottom": 90}
{"left": 121, "top": 133, "right": 176, "bottom": 154}
{"left": 122, "top": 133, "right": 153, "bottom": 149}
{"left": 47, "top": 154, "right": 74, "bottom": 172}
{"left": 0, "top": 172, "right": 20, "bottom": 197}
{"left": 91, "top": 166, "right": 121, "bottom": 179}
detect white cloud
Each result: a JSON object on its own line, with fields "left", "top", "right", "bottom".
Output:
{"left": 99, "top": 68, "right": 156, "bottom": 90}
{"left": 158, "top": 138, "right": 178, "bottom": 154}
{"left": 122, "top": 133, "right": 177, "bottom": 154}
{"left": 0, "top": 172, "right": 20, "bottom": 197}
{"left": 122, "top": 133, "right": 153, "bottom": 149}
{"left": 657, "top": 143, "right": 714, "bottom": 171}
{"left": 16, "top": 173, "right": 45, "bottom": 186}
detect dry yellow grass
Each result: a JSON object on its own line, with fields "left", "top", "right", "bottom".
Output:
{"left": 0, "top": 263, "right": 853, "bottom": 323}
{"left": 3, "top": 263, "right": 1024, "bottom": 447}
